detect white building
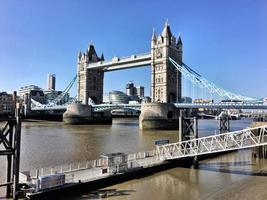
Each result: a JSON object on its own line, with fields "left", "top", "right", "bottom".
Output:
{"left": 0, "top": 92, "right": 14, "bottom": 114}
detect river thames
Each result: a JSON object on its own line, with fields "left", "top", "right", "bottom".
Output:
{"left": 1, "top": 118, "right": 267, "bottom": 199}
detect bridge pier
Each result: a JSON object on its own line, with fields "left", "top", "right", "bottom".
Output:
{"left": 139, "top": 103, "right": 179, "bottom": 130}
{"left": 63, "top": 103, "right": 112, "bottom": 125}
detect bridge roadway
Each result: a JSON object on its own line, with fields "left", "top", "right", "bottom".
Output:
{"left": 30, "top": 102, "right": 267, "bottom": 112}
{"left": 87, "top": 52, "right": 151, "bottom": 72}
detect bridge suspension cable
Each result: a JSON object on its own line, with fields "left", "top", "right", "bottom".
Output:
{"left": 169, "top": 57, "right": 257, "bottom": 101}
{"left": 48, "top": 75, "right": 77, "bottom": 106}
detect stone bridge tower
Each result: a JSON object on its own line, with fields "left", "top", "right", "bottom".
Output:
{"left": 77, "top": 44, "right": 104, "bottom": 105}
{"left": 151, "top": 22, "right": 182, "bottom": 103}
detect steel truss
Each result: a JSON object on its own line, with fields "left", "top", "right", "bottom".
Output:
{"left": 157, "top": 125, "right": 267, "bottom": 161}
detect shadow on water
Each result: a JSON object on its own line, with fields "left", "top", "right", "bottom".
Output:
{"left": 72, "top": 189, "right": 136, "bottom": 199}
{"left": 199, "top": 161, "right": 267, "bottom": 176}
{"left": 200, "top": 161, "right": 254, "bottom": 167}
{"left": 113, "top": 122, "right": 138, "bottom": 127}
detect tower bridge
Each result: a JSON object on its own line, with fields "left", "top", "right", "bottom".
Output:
{"left": 77, "top": 22, "right": 182, "bottom": 105}
{"left": 27, "top": 21, "right": 266, "bottom": 128}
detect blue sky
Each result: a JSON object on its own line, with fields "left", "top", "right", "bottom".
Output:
{"left": 0, "top": 0, "right": 266, "bottom": 98}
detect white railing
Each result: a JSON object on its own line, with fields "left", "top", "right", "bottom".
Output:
{"left": 26, "top": 149, "right": 159, "bottom": 185}
{"left": 157, "top": 125, "right": 267, "bottom": 160}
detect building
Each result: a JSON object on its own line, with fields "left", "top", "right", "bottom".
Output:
{"left": 135, "top": 86, "right": 144, "bottom": 98}
{"left": 19, "top": 85, "right": 45, "bottom": 104}
{"left": 19, "top": 85, "right": 43, "bottom": 99}
{"left": 181, "top": 97, "right": 192, "bottom": 103}
{"left": 47, "top": 74, "right": 56, "bottom": 90}
{"left": 125, "top": 81, "right": 145, "bottom": 101}
{"left": 103, "top": 93, "right": 110, "bottom": 103}
{"left": 77, "top": 43, "right": 105, "bottom": 104}
{"left": 109, "top": 91, "right": 130, "bottom": 104}
{"left": 193, "top": 99, "right": 214, "bottom": 103}
{"left": 0, "top": 92, "right": 14, "bottom": 114}
{"left": 126, "top": 81, "right": 135, "bottom": 96}
{"left": 151, "top": 22, "right": 182, "bottom": 103}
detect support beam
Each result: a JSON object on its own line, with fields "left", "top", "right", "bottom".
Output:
{"left": 178, "top": 109, "right": 198, "bottom": 168}
{"left": 0, "top": 105, "right": 21, "bottom": 199}
{"left": 219, "top": 114, "right": 230, "bottom": 134}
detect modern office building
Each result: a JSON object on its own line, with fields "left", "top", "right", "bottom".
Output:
{"left": 19, "top": 85, "right": 45, "bottom": 104}
{"left": 126, "top": 81, "right": 135, "bottom": 96}
{"left": 125, "top": 81, "right": 145, "bottom": 100}
{"left": 47, "top": 74, "right": 56, "bottom": 90}
{"left": 135, "top": 86, "right": 144, "bottom": 98}
{"left": 0, "top": 92, "right": 14, "bottom": 114}
{"left": 109, "top": 91, "right": 130, "bottom": 104}
{"left": 19, "top": 85, "right": 43, "bottom": 98}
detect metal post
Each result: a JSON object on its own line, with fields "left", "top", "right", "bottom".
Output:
{"left": 193, "top": 117, "right": 199, "bottom": 169}
{"left": 178, "top": 110, "right": 184, "bottom": 142}
{"left": 13, "top": 108, "right": 21, "bottom": 200}
{"left": 6, "top": 120, "right": 14, "bottom": 197}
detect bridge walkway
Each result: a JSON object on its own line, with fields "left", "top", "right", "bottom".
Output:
{"left": 157, "top": 125, "right": 267, "bottom": 161}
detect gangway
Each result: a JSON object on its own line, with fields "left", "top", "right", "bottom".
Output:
{"left": 157, "top": 125, "right": 267, "bottom": 161}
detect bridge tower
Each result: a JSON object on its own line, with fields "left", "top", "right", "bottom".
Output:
{"left": 77, "top": 44, "right": 104, "bottom": 104}
{"left": 151, "top": 22, "right": 182, "bottom": 103}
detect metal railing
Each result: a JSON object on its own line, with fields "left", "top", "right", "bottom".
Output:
{"left": 157, "top": 125, "right": 267, "bottom": 160}
{"left": 25, "top": 149, "right": 160, "bottom": 187}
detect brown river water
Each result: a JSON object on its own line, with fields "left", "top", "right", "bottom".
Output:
{"left": 1, "top": 118, "right": 267, "bottom": 199}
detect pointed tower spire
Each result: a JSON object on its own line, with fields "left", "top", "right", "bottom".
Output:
{"left": 162, "top": 19, "right": 172, "bottom": 38}
{"left": 152, "top": 27, "right": 156, "bottom": 41}
{"left": 165, "top": 18, "right": 169, "bottom": 26}
{"left": 77, "top": 50, "right": 82, "bottom": 62}
{"left": 78, "top": 50, "right": 82, "bottom": 58}
{"left": 100, "top": 53, "right": 105, "bottom": 61}
{"left": 177, "top": 33, "right": 183, "bottom": 45}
